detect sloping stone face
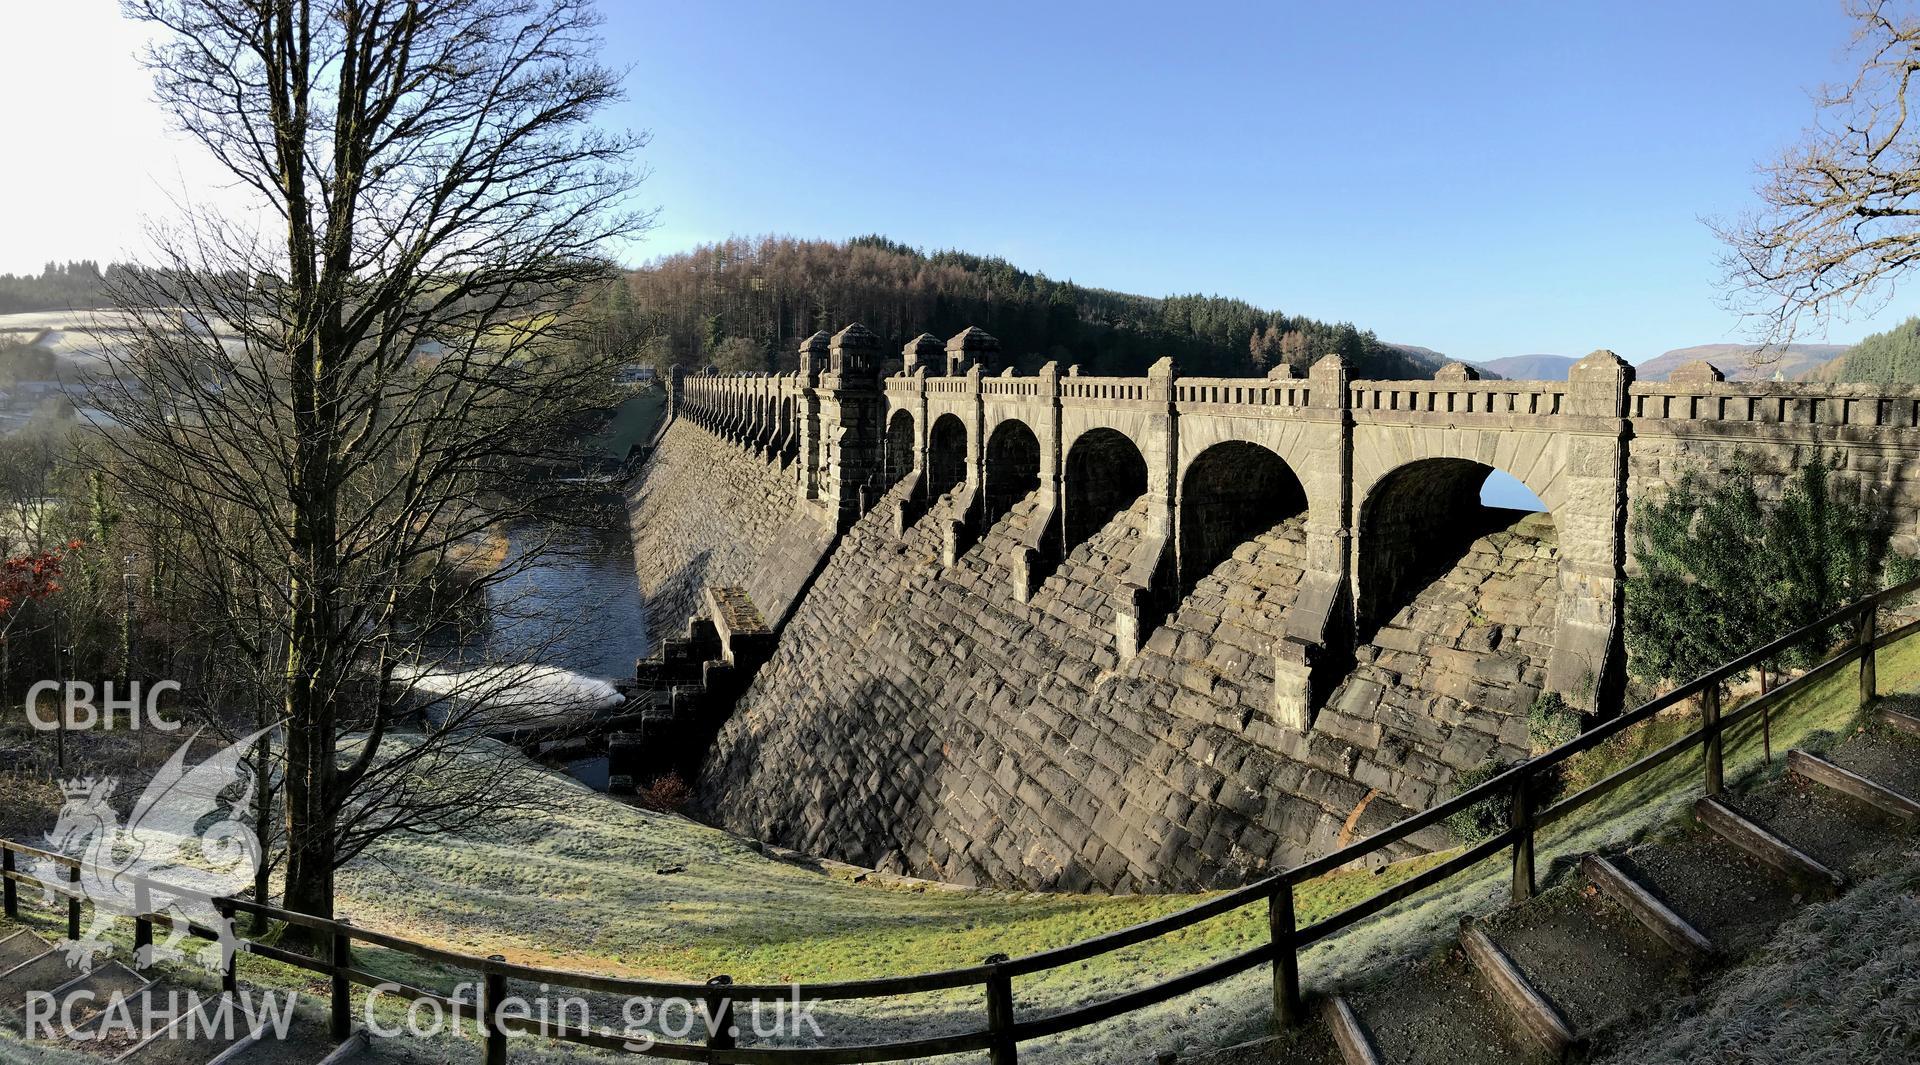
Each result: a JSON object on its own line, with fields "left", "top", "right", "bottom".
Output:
{"left": 624, "top": 421, "right": 800, "bottom": 634}
{"left": 695, "top": 476, "right": 1558, "bottom": 892}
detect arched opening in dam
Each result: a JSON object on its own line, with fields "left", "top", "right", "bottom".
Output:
{"left": 982, "top": 419, "right": 1041, "bottom": 528}
{"left": 927, "top": 413, "right": 968, "bottom": 500}
{"left": 1062, "top": 429, "right": 1148, "bottom": 553}
{"left": 1177, "top": 441, "right": 1309, "bottom": 599}
{"left": 1356, "top": 458, "right": 1556, "bottom": 639}
{"left": 883, "top": 408, "right": 915, "bottom": 488}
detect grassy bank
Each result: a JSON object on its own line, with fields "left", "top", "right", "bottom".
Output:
{"left": 5, "top": 631, "right": 1911, "bottom": 1062}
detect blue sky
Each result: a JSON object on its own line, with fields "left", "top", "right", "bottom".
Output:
{"left": 2, "top": 1, "right": 1901, "bottom": 366}
{"left": 593, "top": 0, "right": 1898, "bottom": 365}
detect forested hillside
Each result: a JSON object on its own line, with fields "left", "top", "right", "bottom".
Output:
{"left": 0, "top": 261, "right": 126, "bottom": 313}
{"left": 1802, "top": 316, "right": 1920, "bottom": 384}
{"left": 590, "top": 236, "right": 1441, "bottom": 379}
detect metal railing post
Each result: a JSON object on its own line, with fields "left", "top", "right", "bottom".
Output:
{"left": 1509, "top": 773, "right": 1535, "bottom": 903}
{"left": 1269, "top": 881, "right": 1303, "bottom": 1029}
{"left": 1860, "top": 604, "right": 1879, "bottom": 706}
{"left": 66, "top": 866, "right": 80, "bottom": 942}
{"left": 1702, "top": 685, "right": 1724, "bottom": 797}
{"left": 132, "top": 879, "right": 152, "bottom": 965}
{"left": 705, "top": 975, "right": 736, "bottom": 1062}
{"left": 2, "top": 848, "right": 16, "bottom": 920}
{"left": 330, "top": 919, "right": 352, "bottom": 1039}
{"left": 984, "top": 953, "right": 1018, "bottom": 1065}
{"left": 482, "top": 955, "right": 508, "bottom": 1065}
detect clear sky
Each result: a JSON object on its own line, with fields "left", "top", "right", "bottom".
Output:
{"left": 1, "top": 0, "right": 1905, "bottom": 364}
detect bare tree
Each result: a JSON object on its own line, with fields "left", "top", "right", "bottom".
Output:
{"left": 94, "top": 0, "right": 652, "bottom": 921}
{"left": 1716, "top": 0, "right": 1920, "bottom": 351}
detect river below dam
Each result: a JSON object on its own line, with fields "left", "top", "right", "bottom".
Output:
{"left": 484, "top": 519, "right": 653, "bottom": 678}
{"left": 412, "top": 517, "right": 650, "bottom": 790}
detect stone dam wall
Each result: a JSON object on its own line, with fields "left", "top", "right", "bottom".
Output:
{"left": 625, "top": 421, "right": 799, "bottom": 634}
{"left": 619, "top": 327, "right": 1920, "bottom": 894}
{"left": 679, "top": 443, "right": 1556, "bottom": 892}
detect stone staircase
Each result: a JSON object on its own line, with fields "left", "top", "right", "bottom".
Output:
{"left": 1187, "top": 696, "right": 1920, "bottom": 1065}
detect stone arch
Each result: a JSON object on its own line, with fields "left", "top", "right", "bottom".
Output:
{"left": 982, "top": 419, "right": 1041, "bottom": 528}
{"left": 1063, "top": 428, "right": 1148, "bottom": 553}
{"left": 927, "top": 413, "right": 968, "bottom": 501}
{"left": 883, "top": 408, "right": 915, "bottom": 488}
{"left": 1178, "top": 441, "right": 1308, "bottom": 598}
{"left": 1355, "top": 457, "right": 1555, "bottom": 635}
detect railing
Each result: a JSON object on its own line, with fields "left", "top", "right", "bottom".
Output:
{"left": 1349, "top": 380, "right": 1567, "bottom": 416}
{"left": 5, "top": 575, "right": 1917, "bottom": 1063}
{"left": 1059, "top": 378, "right": 1149, "bottom": 401}
{"left": 1174, "top": 379, "right": 1311, "bottom": 409}
{"left": 1628, "top": 381, "right": 1920, "bottom": 429}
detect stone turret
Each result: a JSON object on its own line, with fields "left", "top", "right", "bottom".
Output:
{"left": 796, "top": 331, "right": 830, "bottom": 500}
{"left": 797, "top": 330, "right": 831, "bottom": 380}
{"left": 1435, "top": 361, "right": 1481, "bottom": 382}
{"left": 946, "top": 326, "right": 999, "bottom": 376}
{"left": 902, "top": 333, "right": 942, "bottom": 376}
{"left": 818, "top": 323, "right": 886, "bottom": 530}
{"left": 829, "top": 322, "right": 881, "bottom": 376}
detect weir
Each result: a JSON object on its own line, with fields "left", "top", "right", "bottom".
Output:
{"left": 624, "top": 326, "right": 1920, "bottom": 892}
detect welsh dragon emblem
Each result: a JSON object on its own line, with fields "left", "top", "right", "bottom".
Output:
{"left": 31, "top": 728, "right": 270, "bottom": 973}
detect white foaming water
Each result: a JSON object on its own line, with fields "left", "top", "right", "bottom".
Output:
{"left": 394, "top": 662, "right": 622, "bottom": 730}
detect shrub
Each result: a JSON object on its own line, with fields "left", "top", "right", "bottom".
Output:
{"left": 1527, "top": 692, "right": 1584, "bottom": 754}
{"left": 1443, "top": 760, "right": 1512, "bottom": 844}
{"left": 637, "top": 772, "right": 692, "bottom": 812}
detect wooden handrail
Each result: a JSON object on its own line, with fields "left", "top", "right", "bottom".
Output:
{"left": 3, "top": 572, "right": 1914, "bottom": 1062}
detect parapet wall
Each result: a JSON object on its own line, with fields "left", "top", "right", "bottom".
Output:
{"left": 1624, "top": 380, "right": 1920, "bottom": 559}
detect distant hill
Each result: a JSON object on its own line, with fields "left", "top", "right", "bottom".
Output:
{"left": 1472, "top": 354, "right": 1577, "bottom": 381}
{"left": 609, "top": 237, "right": 1445, "bottom": 380}
{"left": 1799, "top": 317, "right": 1920, "bottom": 384}
{"left": 1386, "top": 343, "right": 1503, "bottom": 379}
{"left": 1636, "top": 343, "right": 1851, "bottom": 382}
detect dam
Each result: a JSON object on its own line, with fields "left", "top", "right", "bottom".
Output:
{"left": 622, "top": 324, "right": 1920, "bottom": 893}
